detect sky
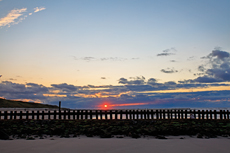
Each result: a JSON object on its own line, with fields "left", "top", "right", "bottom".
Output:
{"left": 0, "top": 0, "right": 230, "bottom": 109}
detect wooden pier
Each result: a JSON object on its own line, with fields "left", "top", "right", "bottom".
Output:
{"left": 0, "top": 109, "right": 230, "bottom": 120}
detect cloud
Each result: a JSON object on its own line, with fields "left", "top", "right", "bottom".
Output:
{"left": 157, "top": 53, "right": 175, "bottom": 56}
{"left": 157, "top": 48, "right": 176, "bottom": 56}
{"left": 208, "top": 50, "right": 230, "bottom": 60}
{"left": 161, "top": 68, "right": 178, "bottom": 73}
{"left": 51, "top": 83, "right": 78, "bottom": 92}
{"left": 194, "top": 49, "right": 230, "bottom": 83}
{"left": 100, "top": 57, "right": 127, "bottom": 61}
{"left": 0, "top": 8, "right": 27, "bottom": 27}
{"left": 101, "top": 77, "right": 106, "bottom": 79}
{"left": 34, "top": 7, "right": 46, "bottom": 13}
{"left": 118, "top": 76, "right": 145, "bottom": 85}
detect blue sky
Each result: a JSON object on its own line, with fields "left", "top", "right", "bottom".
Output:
{"left": 0, "top": 0, "right": 230, "bottom": 109}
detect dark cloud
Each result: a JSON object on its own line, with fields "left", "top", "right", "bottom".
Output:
{"left": 170, "top": 60, "right": 176, "bottom": 62}
{"left": 157, "top": 48, "right": 176, "bottom": 56}
{"left": 192, "top": 49, "right": 230, "bottom": 83}
{"left": 161, "top": 68, "right": 178, "bottom": 73}
{"left": 208, "top": 50, "right": 230, "bottom": 60}
{"left": 118, "top": 76, "right": 145, "bottom": 85}
{"left": 101, "top": 77, "right": 106, "bottom": 79}
{"left": 193, "top": 76, "right": 223, "bottom": 83}
{"left": 157, "top": 53, "right": 175, "bottom": 56}
{"left": 51, "top": 83, "right": 78, "bottom": 92}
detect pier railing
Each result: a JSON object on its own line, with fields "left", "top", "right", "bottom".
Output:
{"left": 0, "top": 109, "right": 229, "bottom": 120}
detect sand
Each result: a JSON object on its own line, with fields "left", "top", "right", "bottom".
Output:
{"left": 1, "top": 136, "right": 230, "bottom": 153}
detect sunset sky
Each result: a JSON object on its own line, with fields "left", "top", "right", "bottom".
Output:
{"left": 1, "top": 0, "right": 230, "bottom": 109}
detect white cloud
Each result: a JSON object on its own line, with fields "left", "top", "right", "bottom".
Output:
{"left": 34, "top": 7, "right": 46, "bottom": 13}
{"left": 29, "top": 13, "right": 32, "bottom": 15}
{"left": 0, "top": 8, "right": 27, "bottom": 27}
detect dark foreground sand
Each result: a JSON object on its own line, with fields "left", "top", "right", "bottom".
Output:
{"left": 1, "top": 136, "right": 230, "bottom": 153}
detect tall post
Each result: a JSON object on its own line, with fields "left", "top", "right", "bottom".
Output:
{"left": 59, "top": 101, "right": 61, "bottom": 119}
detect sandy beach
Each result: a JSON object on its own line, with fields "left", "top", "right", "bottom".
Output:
{"left": 1, "top": 136, "right": 230, "bottom": 153}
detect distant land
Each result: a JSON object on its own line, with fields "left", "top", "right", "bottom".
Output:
{"left": 0, "top": 98, "right": 59, "bottom": 108}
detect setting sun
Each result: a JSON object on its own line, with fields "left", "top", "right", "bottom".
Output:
{"left": 104, "top": 105, "right": 108, "bottom": 108}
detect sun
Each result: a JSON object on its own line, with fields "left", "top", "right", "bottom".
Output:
{"left": 104, "top": 104, "right": 108, "bottom": 108}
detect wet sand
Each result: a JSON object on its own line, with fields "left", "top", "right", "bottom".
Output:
{"left": 1, "top": 136, "right": 230, "bottom": 153}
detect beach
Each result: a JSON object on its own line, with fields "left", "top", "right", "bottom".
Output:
{"left": 1, "top": 136, "right": 230, "bottom": 153}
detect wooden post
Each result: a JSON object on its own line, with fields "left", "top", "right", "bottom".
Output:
{"left": 197, "top": 110, "right": 200, "bottom": 119}
{"left": 220, "top": 110, "right": 223, "bottom": 120}
{"left": 156, "top": 110, "right": 159, "bottom": 119}
{"left": 59, "top": 101, "right": 61, "bottom": 112}
{"left": 48, "top": 111, "right": 51, "bottom": 120}
{"left": 0, "top": 111, "right": 1, "bottom": 120}
{"left": 126, "top": 110, "right": 128, "bottom": 119}
{"left": 201, "top": 110, "right": 205, "bottom": 119}
{"left": 26, "top": 111, "right": 29, "bottom": 120}
{"left": 73, "top": 110, "right": 75, "bottom": 120}
{"left": 20, "top": 111, "right": 23, "bottom": 119}
{"left": 10, "top": 111, "right": 13, "bottom": 120}
{"left": 227, "top": 110, "right": 230, "bottom": 120}
{"left": 119, "top": 110, "right": 122, "bottom": 120}
{"left": 163, "top": 110, "right": 166, "bottom": 120}
{"left": 210, "top": 110, "right": 213, "bottom": 120}
{"left": 42, "top": 111, "right": 44, "bottom": 120}
{"left": 214, "top": 110, "right": 217, "bottom": 119}
{"left": 115, "top": 110, "right": 117, "bottom": 120}
{"left": 68, "top": 110, "right": 70, "bottom": 120}
{"left": 129, "top": 110, "right": 132, "bottom": 120}
{"left": 76, "top": 110, "right": 79, "bottom": 120}
{"left": 105, "top": 111, "right": 107, "bottom": 120}
{"left": 32, "top": 111, "right": 34, "bottom": 119}
{"left": 223, "top": 110, "right": 226, "bottom": 119}
{"left": 159, "top": 110, "right": 162, "bottom": 119}
{"left": 169, "top": 110, "right": 173, "bottom": 119}
{"left": 206, "top": 110, "right": 209, "bottom": 120}
{"left": 134, "top": 110, "right": 137, "bottom": 119}
{"left": 185, "top": 110, "right": 187, "bottom": 119}
{"left": 4, "top": 111, "right": 8, "bottom": 120}
{"left": 178, "top": 110, "right": 181, "bottom": 119}
{"left": 109, "top": 110, "right": 112, "bottom": 120}
{"left": 166, "top": 110, "right": 169, "bottom": 120}
{"left": 95, "top": 110, "right": 98, "bottom": 120}
{"left": 150, "top": 110, "right": 154, "bottom": 119}
{"left": 100, "top": 110, "right": 103, "bottom": 120}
